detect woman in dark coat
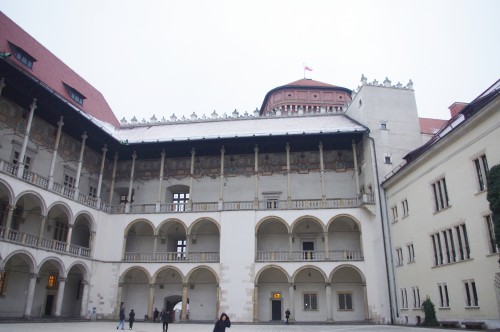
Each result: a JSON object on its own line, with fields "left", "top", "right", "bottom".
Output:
{"left": 213, "top": 312, "right": 231, "bottom": 332}
{"left": 128, "top": 309, "right": 135, "bottom": 330}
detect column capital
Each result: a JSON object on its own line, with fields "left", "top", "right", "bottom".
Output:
{"left": 102, "top": 145, "right": 108, "bottom": 153}
{"left": 30, "top": 98, "right": 37, "bottom": 110}
{"left": 81, "top": 131, "right": 88, "bottom": 140}
{"left": 29, "top": 273, "right": 38, "bottom": 279}
{"left": 58, "top": 277, "right": 67, "bottom": 283}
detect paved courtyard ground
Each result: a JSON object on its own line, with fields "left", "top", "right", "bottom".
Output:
{"left": 0, "top": 321, "right": 476, "bottom": 332}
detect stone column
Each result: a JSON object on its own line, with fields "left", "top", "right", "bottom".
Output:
{"left": 288, "top": 233, "right": 293, "bottom": 258}
{"left": 126, "top": 151, "right": 137, "bottom": 213}
{"left": 254, "top": 145, "right": 259, "bottom": 209}
{"left": 148, "top": 283, "right": 155, "bottom": 321}
{"left": 319, "top": 142, "right": 326, "bottom": 201}
{"left": 23, "top": 273, "right": 37, "bottom": 318}
{"left": 54, "top": 277, "right": 67, "bottom": 317}
{"left": 362, "top": 283, "right": 369, "bottom": 319}
{"left": 89, "top": 231, "right": 96, "bottom": 257}
{"left": 16, "top": 99, "right": 37, "bottom": 178}
{"left": 153, "top": 235, "right": 159, "bottom": 254}
{"left": 181, "top": 283, "right": 188, "bottom": 320}
{"left": 116, "top": 282, "right": 124, "bottom": 316}
{"left": 325, "top": 283, "right": 333, "bottom": 321}
{"left": 286, "top": 143, "right": 291, "bottom": 204}
{"left": 219, "top": 147, "right": 225, "bottom": 208}
{"left": 156, "top": 149, "right": 166, "bottom": 212}
{"left": 121, "top": 235, "right": 128, "bottom": 260}
{"left": 38, "top": 215, "right": 47, "bottom": 239}
{"left": 96, "top": 145, "right": 108, "bottom": 207}
{"left": 352, "top": 141, "right": 360, "bottom": 195}
{"left": 108, "top": 153, "right": 118, "bottom": 204}
{"left": 3, "top": 205, "right": 15, "bottom": 239}
{"left": 216, "top": 284, "right": 221, "bottom": 320}
{"left": 189, "top": 148, "right": 195, "bottom": 210}
{"left": 65, "top": 224, "right": 74, "bottom": 252}
{"left": 48, "top": 117, "right": 64, "bottom": 190}
{"left": 73, "top": 132, "right": 88, "bottom": 199}
{"left": 324, "top": 232, "right": 330, "bottom": 259}
{"left": 288, "top": 283, "right": 295, "bottom": 321}
{"left": 80, "top": 280, "right": 90, "bottom": 318}
{"left": 253, "top": 284, "right": 259, "bottom": 322}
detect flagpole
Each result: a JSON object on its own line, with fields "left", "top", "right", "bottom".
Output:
{"left": 303, "top": 63, "right": 305, "bottom": 78}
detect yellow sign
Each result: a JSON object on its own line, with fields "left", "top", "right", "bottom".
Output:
{"left": 272, "top": 292, "right": 281, "bottom": 299}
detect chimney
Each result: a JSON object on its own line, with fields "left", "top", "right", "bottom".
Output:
{"left": 448, "top": 102, "right": 468, "bottom": 118}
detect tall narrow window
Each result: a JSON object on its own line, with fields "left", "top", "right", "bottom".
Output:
{"left": 64, "top": 174, "right": 76, "bottom": 189}
{"left": 12, "top": 151, "right": 32, "bottom": 170}
{"left": 176, "top": 239, "right": 186, "bottom": 260}
{"left": 407, "top": 244, "right": 415, "bottom": 263}
{"left": 464, "top": 280, "right": 478, "bottom": 307}
{"left": 485, "top": 215, "right": 498, "bottom": 254}
{"left": 438, "top": 283, "right": 449, "bottom": 307}
{"left": 402, "top": 199, "right": 409, "bottom": 217}
{"left": 88, "top": 185, "right": 97, "bottom": 198}
{"left": 432, "top": 178, "right": 450, "bottom": 211}
{"left": 396, "top": 248, "right": 404, "bottom": 266}
{"left": 400, "top": 288, "right": 408, "bottom": 309}
{"left": 54, "top": 221, "right": 68, "bottom": 242}
{"left": 173, "top": 193, "right": 189, "bottom": 211}
{"left": 412, "top": 287, "right": 421, "bottom": 308}
{"left": 473, "top": 154, "right": 489, "bottom": 191}
{"left": 391, "top": 206, "right": 398, "bottom": 223}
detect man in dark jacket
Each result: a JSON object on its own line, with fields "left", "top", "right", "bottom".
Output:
{"left": 128, "top": 309, "right": 135, "bottom": 330}
{"left": 117, "top": 307, "right": 125, "bottom": 330}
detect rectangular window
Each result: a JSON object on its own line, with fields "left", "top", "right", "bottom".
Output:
{"left": 384, "top": 155, "right": 392, "bottom": 164}
{"left": 412, "top": 287, "right": 421, "bottom": 308}
{"left": 303, "top": 293, "right": 318, "bottom": 311}
{"left": 396, "top": 248, "right": 404, "bottom": 266}
{"left": 431, "top": 234, "right": 443, "bottom": 266}
{"left": 64, "top": 174, "right": 76, "bottom": 189}
{"left": 88, "top": 185, "right": 97, "bottom": 198}
{"left": 391, "top": 206, "right": 398, "bottom": 223}
{"left": 485, "top": 215, "right": 498, "bottom": 254}
{"left": 455, "top": 224, "right": 470, "bottom": 260}
{"left": 266, "top": 199, "right": 278, "bottom": 209}
{"left": 12, "top": 151, "right": 32, "bottom": 170}
{"left": 173, "top": 193, "right": 189, "bottom": 211}
{"left": 442, "top": 230, "right": 451, "bottom": 263}
{"left": 432, "top": 177, "right": 450, "bottom": 211}
{"left": 400, "top": 288, "right": 408, "bottom": 309}
{"left": 407, "top": 244, "right": 415, "bottom": 263}
{"left": 338, "top": 292, "right": 353, "bottom": 311}
{"left": 464, "top": 279, "right": 478, "bottom": 307}
{"left": 402, "top": 199, "right": 409, "bottom": 217}
{"left": 54, "top": 221, "right": 68, "bottom": 242}
{"left": 0, "top": 271, "right": 7, "bottom": 295}
{"left": 438, "top": 283, "right": 449, "bottom": 307}
{"left": 9, "top": 42, "right": 36, "bottom": 69}
{"left": 473, "top": 154, "right": 489, "bottom": 191}
{"left": 380, "top": 122, "right": 387, "bottom": 130}
{"left": 176, "top": 239, "right": 186, "bottom": 259}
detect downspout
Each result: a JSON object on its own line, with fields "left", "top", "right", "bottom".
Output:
{"left": 368, "top": 135, "right": 396, "bottom": 324}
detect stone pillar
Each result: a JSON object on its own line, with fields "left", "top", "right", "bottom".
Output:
{"left": 126, "top": 151, "right": 137, "bottom": 213}
{"left": 324, "top": 232, "right": 329, "bottom": 259}
{"left": 108, "top": 153, "right": 118, "bottom": 204}
{"left": 253, "top": 284, "right": 259, "bottom": 322}
{"left": 181, "top": 283, "right": 188, "bottom": 320}
{"left": 116, "top": 282, "right": 124, "bottom": 316}
{"left": 54, "top": 277, "right": 67, "bottom": 317}
{"left": 362, "top": 283, "right": 369, "bottom": 319}
{"left": 48, "top": 117, "right": 64, "bottom": 190}
{"left": 16, "top": 99, "right": 37, "bottom": 178}
{"left": 153, "top": 235, "right": 158, "bottom": 254}
{"left": 3, "top": 205, "right": 15, "bottom": 239}
{"left": 89, "top": 231, "right": 96, "bottom": 257}
{"left": 219, "top": 147, "right": 225, "bottom": 208}
{"left": 38, "top": 215, "right": 47, "bottom": 239}
{"left": 254, "top": 145, "right": 259, "bottom": 209}
{"left": 325, "top": 283, "right": 333, "bottom": 321}
{"left": 96, "top": 145, "right": 108, "bottom": 207}
{"left": 288, "top": 233, "right": 293, "bottom": 257}
{"left": 65, "top": 224, "right": 74, "bottom": 252}
{"left": 189, "top": 148, "right": 195, "bottom": 210}
{"left": 23, "top": 273, "right": 37, "bottom": 318}
{"left": 73, "top": 132, "right": 88, "bottom": 199}
{"left": 156, "top": 149, "right": 166, "bottom": 211}
{"left": 121, "top": 235, "right": 128, "bottom": 260}
{"left": 148, "top": 283, "right": 155, "bottom": 321}
{"left": 216, "top": 284, "right": 221, "bottom": 319}
{"left": 80, "top": 280, "right": 90, "bottom": 318}
{"left": 288, "top": 283, "right": 295, "bottom": 321}
{"left": 286, "top": 143, "right": 291, "bottom": 203}
{"left": 319, "top": 141, "right": 326, "bottom": 201}
{"left": 352, "top": 141, "right": 360, "bottom": 195}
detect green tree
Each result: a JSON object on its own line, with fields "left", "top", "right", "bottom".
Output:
{"left": 421, "top": 297, "right": 438, "bottom": 326}
{"left": 487, "top": 164, "right": 500, "bottom": 246}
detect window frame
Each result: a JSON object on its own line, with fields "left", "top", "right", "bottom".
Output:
{"left": 337, "top": 291, "right": 353, "bottom": 311}
{"left": 431, "top": 177, "right": 450, "bottom": 212}
{"left": 473, "top": 154, "right": 489, "bottom": 192}
{"left": 303, "top": 292, "right": 318, "bottom": 311}
{"left": 438, "top": 283, "right": 450, "bottom": 308}
{"left": 463, "top": 279, "right": 479, "bottom": 308}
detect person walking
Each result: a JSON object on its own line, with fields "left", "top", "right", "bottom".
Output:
{"left": 213, "top": 312, "right": 231, "bottom": 332}
{"left": 160, "top": 307, "right": 171, "bottom": 331}
{"left": 117, "top": 307, "right": 125, "bottom": 330}
{"left": 128, "top": 309, "right": 135, "bottom": 330}
{"left": 285, "top": 308, "right": 291, "bottom": 324}
{"left": 153, "top": 308, "right": 159, "bottom": 322}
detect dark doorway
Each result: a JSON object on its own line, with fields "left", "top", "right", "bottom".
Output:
{"left": 271, "top": 300, "right": 282, "bottom": 321}
{"left": 44, "top": 294, "right": 54, "bottom": 316}
{"left": 303, "top": 241, "right": 314, "bottom": 260}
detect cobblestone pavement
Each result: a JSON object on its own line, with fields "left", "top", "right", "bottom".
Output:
{"left": 0, "top": 321, "right": 463, "bottom": 332}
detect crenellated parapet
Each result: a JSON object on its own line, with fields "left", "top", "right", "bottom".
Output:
{"left": 352, "top": 75, "right": 414, "bottom": 98}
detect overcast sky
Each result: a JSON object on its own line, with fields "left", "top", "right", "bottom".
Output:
{"left": 1, "top": 0, "right": 499, "bottom": 123}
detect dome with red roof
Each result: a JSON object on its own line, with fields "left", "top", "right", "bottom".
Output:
{"left": 259, "top": 78, "right": 352, "bottom": 116}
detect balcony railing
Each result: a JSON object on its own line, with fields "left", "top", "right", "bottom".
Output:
{"left": 0, "top": 158, "right": 375, "bottom": 213}
{"left": 0, "top": 227, "right": 90, "bottom": 258}
{"left": 256, "top": 250, "right": 364, "bottom": 262}
{"left": 123, "top": 251, "right": 220, "bottom": 263}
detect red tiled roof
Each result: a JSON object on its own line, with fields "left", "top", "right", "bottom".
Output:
{"left": 285, "top": 78, "right": 339, "bottom": 88}
{"left": 0, "top": 11, "right": 120, "bottom": 127}
{"left": 418, "top": 117, "right": 448, "bottom": 135}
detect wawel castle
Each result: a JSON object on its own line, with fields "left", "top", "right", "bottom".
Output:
{"left": 0, "top": 10, "right": 499, "bottom": 329}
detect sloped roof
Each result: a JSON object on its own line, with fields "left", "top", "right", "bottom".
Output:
{"left": 419, "top": 117, "right": 447, "bottom": 135}
{"left": 285, "top": 78, "right": 340, "bottom": 88}
{"left": 0, "top": 11, "right": 120, "bottom": 127}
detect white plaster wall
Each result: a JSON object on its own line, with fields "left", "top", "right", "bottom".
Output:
{"left": 257, "top": 282, "right": 289, "bottom": 321}
{"left": 188, "top": 283, "right": 217, "bottom": 320}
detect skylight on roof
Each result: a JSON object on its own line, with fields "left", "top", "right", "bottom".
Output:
{"left": 8, "top": 42, "right": 36, "bottom": 69}
{"left": 63, "top": 83, "right": 86, "bottom": 106}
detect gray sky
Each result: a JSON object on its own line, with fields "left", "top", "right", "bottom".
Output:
{"left": 1, "top": 0, "right": 499, "bottom": 123}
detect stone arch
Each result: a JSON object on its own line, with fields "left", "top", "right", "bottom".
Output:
{"left": 327, "top": 214, "right": 362, "bottom": 232}
{"left": 255, "top": 264, "right": 291, "bottom": 284}
{"left": 119, "top": 266, "right": 151, "bottom": 320}
{"left": 71, "top": 212, "right": 94, "bottom": 250}
{"left": 15, "top": 190, "right": 47, "bottom": 216}
{"left": 256, "top": 217, "right": 291, "bottom": 261}
{"left": 255, "top": 215, "right": 290, "bottom": 233}
{"left": 329, "top": 264, "right": 366, "bottom": 283}
{"left": 185, "top": 265, "right": 219, "bottom": 320}
{"left": 0, "top": 178, "right": 15, "bottom": 205}
{"left": 292, "top": 265, "right": 328, "bottom": 283}
{"left": 124, "top": 218, "right": 155, "bottom": 235}
{"left": 326, "top": 215, "right": 363, "bottom": 260}
{"left": 66, "top": 261, "right": 90, "bottom": 280}
{"left": 255, "top": 265, "right": 291, "bottom": 322}
{"left": 189, "top": 216, "right": 220, "bottom": 235}
{"left": 186, "top": 265, "right": 219, "bottom": 285}
{"left": 329, "top": 264, "right": 367, "bottom": 321}
{"left": 46, "top": 202, "right": 73, "bottom": 223}
{"left": 188, "top": 217, "right": 220, "bottom": 254}
{"left": 38, "top": 256, "right": 65, "bottom": 277}
{"left": 3, "top": 249, "right": 36, "bottom": 274}
{"left": 290, "top": 215, "right": 325, "bottom": 233}
{"left": 73, "top": 211, "right": 96, "bottom": 230}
